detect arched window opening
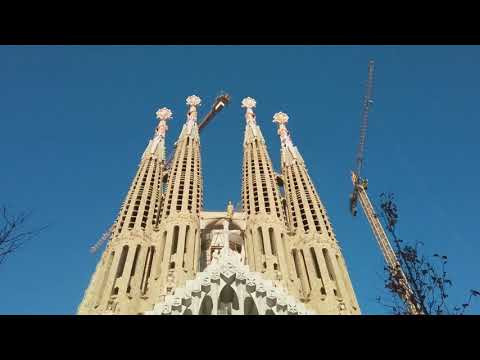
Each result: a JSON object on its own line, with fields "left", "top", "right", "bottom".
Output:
{"left": 217, "top": 285, "right": 239, "bottom": 315}
{"left": 127, "top": 245, "right": 141, "bottom": 294}
{"left": 96, "top": 251, "right": 115, "bottom": 307}
{"left": 257, "top": 227, "right": 265, "bottom": 255}
{"left": 323, "top": 248, "right": 341, "bottom": 297}
{"left": 300, "top": 249, "right": 312, "bottom": 292}
{"left": 145, "top": 246, "right": 155, "bottom": 293}
{"left": 171, "top": 226, "right": 179, "bottom": 254}
{"left": 322, "top": 248, "right": 335, "bottom": 281}
{"left": 116, "top": 245, "right": 129, "bottom": 278}
{"left": 310, "top": 248, "right": 321, "bottom": 279}
{"left": 269, "top": 228, "right": 277, "bottom": 256}
{"left": 141, "top": 246, "right": 155, "bottom": 294}
{"left": 310, "top": 247, "right": 326, "bottom": 295}
{"left": 199, "top": 295, "right": 213, "bottom": 315}
{"left": 159, "top": 231, "right": 167, "bottom": 261}
{"left": 292, "top": 249, "right": 300, "bottom": 279}
{"left": 244, "top": 297, "right": 259, "bottom": 315}
{"left": 129, "top": 245, "right": 141, "bottom": 277}
{"left": 192, "top": 229, "right": 198, "bottom": 271}
{"left": 184, "top": 225, "right": 190, "bottom": 254}
{"left": 140, "top": 247, "right": 151, "bottom": 292}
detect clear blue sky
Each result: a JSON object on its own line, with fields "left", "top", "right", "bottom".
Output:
{"left": 0, "top": 45, "right": 478, "bottom": 315}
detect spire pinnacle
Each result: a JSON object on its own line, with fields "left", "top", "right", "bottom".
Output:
{"left": 155, "top": 107, "right": 172, "bottom": 139}
{"left": 156, "top": 107, "right": 173, "bottom": 121}
{"left": 186, "top": 95, "right": 201, "bottom": 121}
{"left": 186, "top": 95, "right": 201, "bottom": 134}
{"left": 273, "top": 112, "right": 295, "bottom": 151}
{"left": 143, "top": 106, "right": 172, "bottom": 160}
{"left": 241, "top": 97, "right": 257, "bottom": 125}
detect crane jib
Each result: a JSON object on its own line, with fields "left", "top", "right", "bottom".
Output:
{"left": 349, "top": 62, "right": 422, "bottom": 314}
{"left": 166, "top": 93, "right": 231, "bottom": 169}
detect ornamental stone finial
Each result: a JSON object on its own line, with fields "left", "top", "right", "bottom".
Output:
{"left": 242, "top": 97, "right": 257, "bottom": 125}
{"left": 273, "top": 111, "right": 295, "bottom": 154}
{"left": 186, "top": 95, "right": 201, "bottom": 130}
{"left": 186, "top": 95, "right": 202, "bottom": 107}
{"left": 272, "top": 112, "right": 289, "bottom": 125}
{"left": 153, "top": 107, "right": 172, "bottom": 139}
{"left": 156, "top": 107, "right": 173, "bottom": 121}
{"left": 241, "top": 97, "right": 256, "bottom": 109}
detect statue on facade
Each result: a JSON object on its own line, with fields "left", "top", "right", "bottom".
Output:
{"left": 226, "top": 200, "right": 234, "bottom": 220}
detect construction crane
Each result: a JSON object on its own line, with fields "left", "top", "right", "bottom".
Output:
{"left": 349, "top": 61, "right": 422, "bottom": 314}
{"left": 91, "top": 92, "right": 231, "bottom": 254}
{"left": 165, "top": 92, "right": 231, "bottom": 168}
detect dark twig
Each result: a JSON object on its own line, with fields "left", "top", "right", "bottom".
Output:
{"left": 0, "top": 206, "right": 46, "bottom": 265}
{"left": 377, "top": 194, "right": 478, "bottom": 315}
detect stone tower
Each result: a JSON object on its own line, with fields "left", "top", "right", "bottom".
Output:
{"left": 78, "top": 106, "right": 173, "bottom": 314}
{"left": 78, "top": 95, "right": 361, "bottom": 315}
{"left": 273, "top": 111, "right": 360, "bottom": 315}
{"left": 151, "top": 95, "right": 203, "bottom": 304}
{"left": 240, "top": 97, "right": 292, "bottom": 291}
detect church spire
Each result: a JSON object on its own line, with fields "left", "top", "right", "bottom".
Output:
{"left": 272, "top": 111, "right": 302, "bottom": 163}
{"left": 273, "top": 111, "right": 337, "bottom": 239}
{"left": 153, "top": 95, "right": 204, "bottom": 301}
{"left": 241, "top": 96, "right": 266, "bottom": 145}
{"left": 161, "top": 95, "right": 203, "bottom": 220}
{"left": 177, "top": 95, "right": 201, "bottom": 141}
{"left": 113, "top": 107, "right": 172, "bottom": 236}
{"left": 240, "top": 97, "right": 291, "bottom": 289}
{"left": 78, "top": 107, "right": 172, "bottom": 315}
{"left": 142, "top": 107, "right": 172, "bottom": 161}
{"left": 273, "top": 111, "right": 360, "bottom": 314}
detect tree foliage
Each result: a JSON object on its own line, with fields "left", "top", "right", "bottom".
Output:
{"left": 376, "top": 193, "right": 479, "bottom": 315}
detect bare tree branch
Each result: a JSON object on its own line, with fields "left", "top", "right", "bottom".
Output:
{"left": 377, "top": 194, "right": 479, "bottom": 315}
{"left": 0, "top": 206, "right": 47, "bottom": 266}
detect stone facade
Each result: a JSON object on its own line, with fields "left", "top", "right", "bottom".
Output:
{"left": 145, "top": 241, "right": 315, "bottom": 315}
{"left": 78, "top": 95, "right": 361, "bottom": 315}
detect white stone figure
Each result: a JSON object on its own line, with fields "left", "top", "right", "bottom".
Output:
{"left": 211, "top": 248, "right": 221, "bottom": 265}
{"left": 221, "top": 219, "right": 230, "bottom": 253}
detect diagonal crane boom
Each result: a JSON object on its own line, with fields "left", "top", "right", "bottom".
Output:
{"left": 165, "top": 92, "right": 231, "bottom": 169}
{"left": 349, "top": 61, "right": 422, "bottom": 314}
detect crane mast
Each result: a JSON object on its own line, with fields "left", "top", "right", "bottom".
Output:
{"left": 350, "top": 61, "right": 421, "bottom": 314}
{"left": 355, "top": 60, "right": 375, "bottom": 180}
